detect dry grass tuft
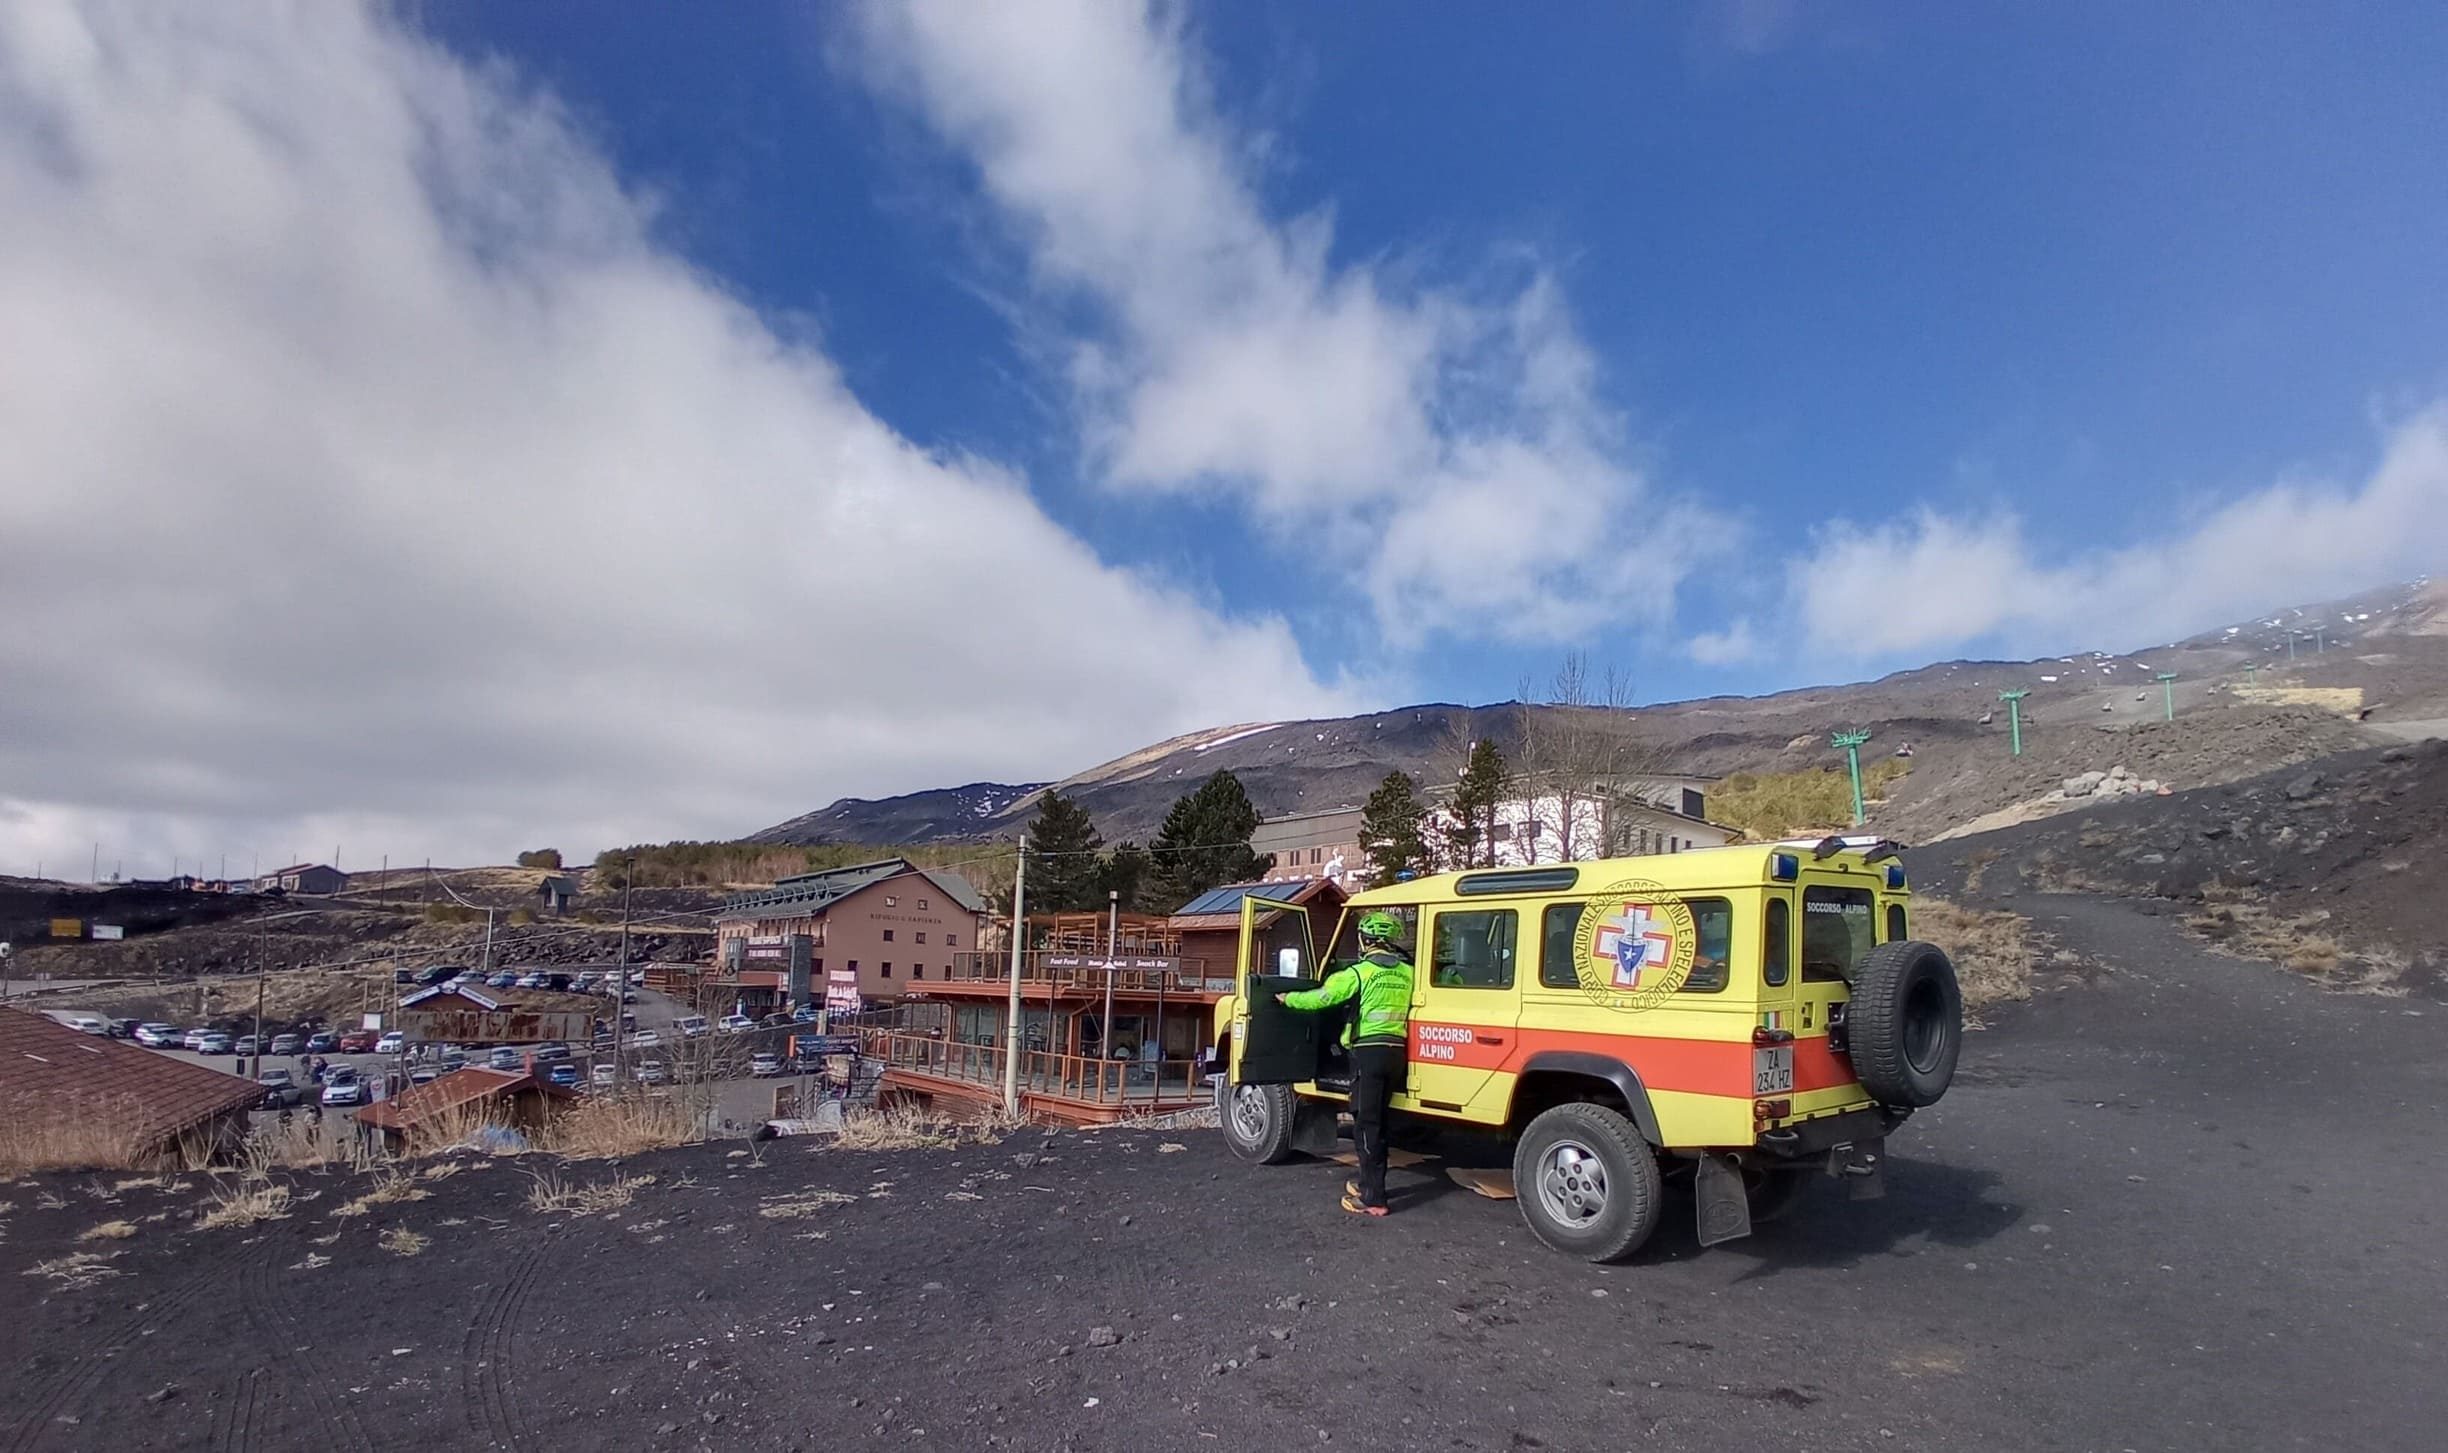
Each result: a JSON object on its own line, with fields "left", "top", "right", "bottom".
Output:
{"left": 418, "top": 1161, "right": 467, "bottom": 1181}
{"left": 757, "top": 1188, "right": 856, "bottom": 1220}
{"left": 2187, "top": 901, "right": 2391, "bottom": 985}
{"left": 542, "top": 1096, "right": 701, "bottom": 1160}
{"left": 1911, "top": 897, "right": 2034, "bottom": 1009}
{"left": 330, "top": 1174, "right": 432, "bottom": 1219}
{"left": 378, "top": 1226, "right": 429, "bottom": 1256}
{"left": 200, "top": 1178, "right": 293, "bottom": 1230}
{"left": 0, "top": 1114, "right": 151, "bottom": 1177}
{"left": 25, "top": 1251, "right": 122, "bottom": 1289}
{"left": 525, "top": 1169, "right": 656, "bottom": 1215}
{"left": 831, "top": 1103, "right": 959, "bottom": 1151}
{"left": 78, "top": 1219, "right": 138, "bottom": 1242}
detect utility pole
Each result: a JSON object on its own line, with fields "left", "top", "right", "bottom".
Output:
{"left": 1831, "top": 730, "right": 1873, "bottom": 827}
{"left": 615, "top": 858, "right": 634, "bottom": 1091}
{"left": 2288, "top": 632, "right": 2299, "bottom": 661}
{"left": 1101, "top": 889, "right": 1120, "bottom": 1078}
{"left": 1998, "top": 690, "right": 2031, "bottom": 757}
{"left": 2314, "top": 626, "right": 2326, "bottom": 653}
{"left": 91, "top": 843, "right": 98, "bottom": 885}
{"left": 1002, "top": 847, "right": 1027, "bottom": 1115}
{"left": 2157, "top": 672, "right": 2179, "bottom": 721}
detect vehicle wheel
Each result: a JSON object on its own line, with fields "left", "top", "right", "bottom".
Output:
{"left": 1745, "top": 1167, "right": 1813, "bottom": 1224}
{"left": 1221, "top": 1082, "right": 1301, "bottom": 1164}
{"left": 1846, "top": 939, "right": 1962, "bottom": 1107}
{"left": 1512, "top": 1102, "right": 1662, "bottom": 1263}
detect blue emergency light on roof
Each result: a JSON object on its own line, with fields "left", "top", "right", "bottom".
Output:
{"left": 1769, "top": 853, "right": 1799, "bottom": 882}
{"left": 1394, "top": 869, "right": 1419, "bottom": 882}
{"left": 1885, "top": 864, "right": 1907, "bottom": 889}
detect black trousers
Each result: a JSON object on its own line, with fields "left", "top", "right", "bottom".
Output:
{"left": 1348, "top": 1043, "right": 1406, "bottom": 1208}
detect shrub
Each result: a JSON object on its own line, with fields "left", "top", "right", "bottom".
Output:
{"left": 516, "top": 849, "right": 564, "bottom": 870}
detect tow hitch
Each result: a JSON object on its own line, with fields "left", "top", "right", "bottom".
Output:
{"left": 1828, "top": 1138, "right": 1885, "bottom": 1199}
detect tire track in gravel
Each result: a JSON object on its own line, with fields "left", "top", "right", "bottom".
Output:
{"left": 208, "top": 1369, "right": 262, "bottom": 1453}
{"left": 3, "top": 1243, "right": 239, "bottom": 1453}
{"left": 235, "top": 1238, "right": 380, "bottom": 1453}
{"left": 457, "top": 1237, "right": 551, "bottom": 1451}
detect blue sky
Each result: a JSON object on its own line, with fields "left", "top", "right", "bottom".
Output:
{"left": 4, "top": 1, "right": 2446, "bottom": 868}
{"left": 420, "top": 0, "right": 2448, "bottom": 702}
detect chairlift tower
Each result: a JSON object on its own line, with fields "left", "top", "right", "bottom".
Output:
{"left": 1830, "top": 730, "right": 1873, "bottom": 827}
{"left": 2156, "top": 672, "right": 2179, "bottom": 722}
{"left": 1998, "top": 690, "right": 2031, "bottom": 757}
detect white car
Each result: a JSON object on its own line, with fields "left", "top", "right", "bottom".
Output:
{"left": 182, "top": 1028, "right": 214, "bottom": 1051}
{"left": 196, "top": 1031, "right": 234, "bottom": 1054}
{"left": 590, "top": 1063, "right": 616, "bottom": 1088}
{"left": 674, "top": 1016, "right": 710, "bottom": 1039}
{"left": 515, "top": 972, "right": 545, "bottom": 989}
{"left": 626, "top": 1030, "right": 661, "bottom": 1050}
{"left": 376, "top": 1031, "right": 406, "bottom": 1055}
{"left": 719, "top": 1014, "right": 756, "bottom": 1034}
{"left": 750, "top": 1052, "right": 784, "bottom": 1077}
{"left": 135, "top": 1023, "right": 179, "bottom": 1047}
{"left": 64, "top": 1014, "right": 109, "bottom": 1035}
{"left": 320, "top": 1073, "right": 367, "bottom": 1106}
{"left": 633, "top": 1060, "right": 666, "bottom": 1085}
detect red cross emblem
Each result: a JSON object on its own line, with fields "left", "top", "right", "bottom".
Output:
{"left": 1592, "top": 903, "right": 1675, "bottom": 989}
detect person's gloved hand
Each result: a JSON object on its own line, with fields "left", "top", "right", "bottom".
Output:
{"left": 1273, "top": 992, "right": 1290, "bottom": 1005}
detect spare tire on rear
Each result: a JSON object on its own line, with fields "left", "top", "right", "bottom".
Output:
{"left": 1845, "top": 940, "right": 1962, "bottom": 1107}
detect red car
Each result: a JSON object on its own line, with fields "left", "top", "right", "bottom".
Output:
{"left": 336, "top": 1031, "right": 381, "bottom": 1053}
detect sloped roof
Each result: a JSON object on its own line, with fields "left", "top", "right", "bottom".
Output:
{"left": 1168, "top": 878, "right": 1342, "bottom": 932}
{"left": 717, "top": 857, "right": 987, "bottom": 923}
{"left": 0, "top": 1008, "right": 265, "bottom": 1150}
{"left": 355, "top": 1065, "right": 575, "bottom": 1132}
{"left": 399, "top": 985, "right": 598, "bottom": 1015}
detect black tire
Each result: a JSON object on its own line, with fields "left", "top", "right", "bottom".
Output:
{"left": 1745, "top": 1167, "right": 1813, "bottom": 1225}
{"left": 1847, "top": 939, "right": 1962, "bottom": 1107}
{"left": 1512, "top": 1102, "right": 1662, "bottom": 1263}
{"left": 1221, "top": 1082, "right": 1300, "bottom": 1165}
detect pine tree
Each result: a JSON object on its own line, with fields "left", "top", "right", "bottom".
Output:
{"left": 1099, "top": 841, "right": 1151, "bottom": 911}
{"left": 1358, "top": 771, "right": 1432, "bottom": 887}
{"left": 1447, "top": 738, "right": 1508, "bottom": 868}
{"left": 1023, "top": 790, "right": 1106, "bottom": 913}
{"left": 1146, "top": 770, "right": 1269, "bottom": 909}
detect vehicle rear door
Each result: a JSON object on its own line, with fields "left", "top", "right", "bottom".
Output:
{"left": 1230, "top": 894, "right": 1323, "bottom": 1086}
{"left": 1400, "top": 901, "right": 1523, "bottom": 1117}
{"left": 1793, "top": 871, "right": 1880, "bottom": 1109}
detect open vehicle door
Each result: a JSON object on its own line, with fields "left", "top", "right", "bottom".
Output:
{"left": 1230, "top": 893, "right": 1323, "bottom": 1085}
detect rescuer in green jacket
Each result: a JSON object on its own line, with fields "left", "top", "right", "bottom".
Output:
{"left": 1276, "top": 910, "right": 1414, "bottom": 1216}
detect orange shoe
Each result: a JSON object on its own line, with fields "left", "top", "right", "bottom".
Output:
{"left": 1340, "top": 1192, "right": 1389, "bottom": 1217}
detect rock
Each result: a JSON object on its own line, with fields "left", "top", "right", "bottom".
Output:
{"left": 2063, "top": 771, "right": 2105, "bottom": 797}
{"left": 1086, "top": 1326, "right": 1121, "bottom": 1348}
{"left": 1272, "top": 1295, "right": 1308, "bottom": 1312}
{"left": 2199, "top": 824, "right": 2230, "bottom": 839}
{"left": 144, "top": 1385, "right": 181, "bottom": 1405}
{"left": 2284, "top": 772, "right": 2324, "bottom": 801}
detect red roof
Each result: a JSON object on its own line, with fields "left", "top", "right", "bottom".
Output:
{"left": 0, "top": 1008, "right": 265, "bottom": 1150}
{"left": 355, "top": 1065, "right": 575, "bottom": 1132}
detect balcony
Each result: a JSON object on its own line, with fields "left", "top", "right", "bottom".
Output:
{"left": 867, "top": 1031, "right": 1213, "bottom": 1126}
{"left": 938, "top": 951, "right": 1235, "bottom": 998}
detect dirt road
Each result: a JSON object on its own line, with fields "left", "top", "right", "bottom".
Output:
{"left": 3, "top": 893, "right": 2441, "bottom": 1451}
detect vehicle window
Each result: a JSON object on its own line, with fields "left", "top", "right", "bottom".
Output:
{"left": 1802, "top": 887, "right": 1877, "bottom": 982}
{"left": 1886, "top": 903, "right": 1907, "bottom": 942}
{"left": 1763, "top": 897, "right": 1792, "bottom": 987}
{"left": 1539, "top": 903, "right": 1581, "bottom": 988}
{"left": 1429, "top": 909, "right": 1516, "bottom": 989}
{"left": 1683, "top": 897, "right": 1732, "bottom": 993}
{"left": 1332, "top": 905, "right": 1418, "bottom": 967}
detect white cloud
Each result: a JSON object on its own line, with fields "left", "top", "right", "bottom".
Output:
{"left": 0, "top": 0, "right": 1356, "bottom": 874}
{"left": 852, "top": 0, "right": 1712, "bottom": 644}
{"left": 1686, "top": 619, "right": 1760, "bottom": 666}
{"left": 1774, "top": 405, "right": 2448, "bottom": 660}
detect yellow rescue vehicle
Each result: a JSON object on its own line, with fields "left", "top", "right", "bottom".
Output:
{"left": 1216, "top": 839, "right": 1962, "bottom": 1260}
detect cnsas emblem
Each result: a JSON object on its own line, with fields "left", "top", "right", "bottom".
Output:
{"left": 1569, "top": 878, "right": 1697, "bottom": 1013}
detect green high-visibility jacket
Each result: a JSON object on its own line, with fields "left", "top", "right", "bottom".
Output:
{"left": 1282, "top": 950, "right": 1414, "bottom": 1049}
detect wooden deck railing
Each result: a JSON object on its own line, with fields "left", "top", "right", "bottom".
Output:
{"left": 868, "top": 1032, "right": 1212, "bottom": 1108}
{"left": 940, "top": 952, "right": 1234, "bottom": 996}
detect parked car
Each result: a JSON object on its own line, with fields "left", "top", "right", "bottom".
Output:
{"left": 531, "top": 1042, "right": 571, "bottom": 1063}
{"left": 792, "top": 1005, "right": 820, "bottom": 1024}
{"left": 750, "top": 1052, "right": 784, "bottom": 1077}
{"left": 488, "top": 972, "right": 517, "bottom": 988}
{"left": 410, "top": 1064, "right": 445, "bottom": 1085}
{"left": 269, "top": 1033, "right": 304, "bottom": 1055}
{"left": 719, "top": 1013, "right": 756, "bottom": 1034}
{"left": 181, "top": 1028, "right": 213, "bottom": 1050}
{"left": 590, "top": 1063, "right": 616, "bottom": 1088}
{"left": 544, "top": 1063, "right": 581, "bottom": 1089}
{"left": 544, "top": 973, "right": 573, "bottom": 993}
{"left": 675, "top": 1016, "right": 710, "bottom": 1039}
{"left": 487, "top": 1046, "right": 525, "bottom": 1071}
{"left": 515, "top": 972, "right": 545, "bottom": 989}
{"left": 320, "top": 1072, "right": 367, "bottom": 1107}
{"left": 233, "top": 1035, "right": 260, "bottom": 1056}
{"left": 305, "top": 1031, "right": 338, "bottom": 1053}
{"left": 376, "top": 1031, "right": 406, "bottom": 1055}
{"left": 257, "top": 1070, "right": 302, "bottom": 1108}
{"left": 416, "top": 965, "right": 457, "bottom": 985}
{"left": 619, "top": 988, "right": 638, "bottom": 1003}
{"left": 633, "top": 1060, "right": 666, "bottom": 1085}
{"left": 626, "top": 1030, "right": 661, "bottom": 1050}
{"left": 337, "top": 1031, "right": 379, "bottom": 1053}
{"left": 107, "top": 1018, "right": 141, "bottom": 1039}
{"left": 58, "top": 1014, "right": 109, "bottom": 1035}
{"left": 135, "top": 1023, "right": 180, "bottom": 1047}
{"left": 440, "top": 1050, "right": 470, "bottom": 1071}
{"left": 196, "top": 1031, "right": 234, "bottom": 1054}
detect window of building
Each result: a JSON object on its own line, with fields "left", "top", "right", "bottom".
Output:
{"left": 884, "top": 896, "right": 897, "bottom": 908}
{"left": 1309, "top": 847, "right": 1321, "bottom": 864}
{"left": 915, "top": 931, "right": 927, "bottom": 945}
{"left": 1429, "top": 909, "right": 1517, "bottom": 989}
{"left": 946, "top": 932, "right": 957, "bottom": 948}
{"left": 882, "top": 929, "right": 895, "bottom": 942}
{"left": 814, "top": 957, "right": 824, "bottom": 973}
{"left": 881, "top": 962, "right": 893, "bottom": 978}
{"left": 913, "top": 965, "right": 925, "bottom": 979}
{"left": 1802, "top": 886, "right": 1877, "bottom": 982}
{"left": 1763, "top": 898, "right": 1792, "bottom": 987}
{"left": 847, "top": 960, "right": 859, "bottom": 972}
{"left": 918, "top": 898, "right": 929, "bottom": 910}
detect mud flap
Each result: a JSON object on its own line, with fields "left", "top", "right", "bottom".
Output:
{"left": 1830, "top": 1137, "right": 1886, "bottom": 1200}
{"left": 1290, "top": 1099, "right": 1341, "bottom": 1156}
{"left": 1694, "top": 1153, "right": 1753, "bottom": 1247}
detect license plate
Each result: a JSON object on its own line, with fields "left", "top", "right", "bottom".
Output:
{"left": 1752, "top": 1045, "right": 1794, "bottom": 1095}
